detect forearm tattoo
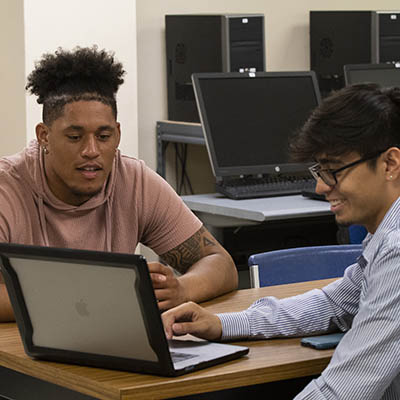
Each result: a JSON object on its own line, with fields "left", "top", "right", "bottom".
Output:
{"left": 160, "top": 226, "right": 216, "bottom": 274}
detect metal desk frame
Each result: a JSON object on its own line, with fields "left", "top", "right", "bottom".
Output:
{"left": 156, "top": 120, "right": 204, "bottom": 178}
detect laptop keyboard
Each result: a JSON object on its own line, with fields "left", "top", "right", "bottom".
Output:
{"left": 216, "top": 176, "right": 316, "bottom": 200}
{"left": 170, "top": 351, "right": 198, "bottom": 363}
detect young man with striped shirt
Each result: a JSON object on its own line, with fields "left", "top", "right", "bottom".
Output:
{"left": 163, "top": 83, "right": 400, "bottom": 399}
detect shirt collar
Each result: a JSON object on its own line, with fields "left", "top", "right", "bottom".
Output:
{"left": 362, "top": 195, "right": 400, "bottom": 263}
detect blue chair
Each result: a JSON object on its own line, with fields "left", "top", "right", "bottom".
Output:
{"left": 337, "top": 224, "right": 368, "bottom": 244}
{"left": 348, "top": 225, "right": 368, "bottom": 244}
{"left": 248, "top": 244, "right": 363, "bottom": 288}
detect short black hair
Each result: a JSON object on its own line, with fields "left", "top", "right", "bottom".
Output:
{"left": 25, "top": 46, "right": 125, "bottom": 125}
{"left": 290, "top": 83, "right": 400, "bottom": 164}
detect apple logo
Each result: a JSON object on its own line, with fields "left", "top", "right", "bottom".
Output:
{"left": 75, "top": 299, "right": 90, "bottom": 317}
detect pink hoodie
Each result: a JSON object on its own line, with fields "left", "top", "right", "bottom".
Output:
{"left": 0, "top": 141, "right": 201, "bottom": 254}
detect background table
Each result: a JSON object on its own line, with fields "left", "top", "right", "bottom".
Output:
{"left": 182, "top": 193, "right": 331, "bottom": 226}
{"left": 182, "top": 193, "right": 337, "bottom": 288}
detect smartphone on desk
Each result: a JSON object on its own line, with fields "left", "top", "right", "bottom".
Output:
{"left": 301, "top": 332, "right": 345, "bottom": 350}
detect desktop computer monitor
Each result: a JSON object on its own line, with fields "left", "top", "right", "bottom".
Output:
{"left": 192, "top": 71, "right": 321, "bottom": 178}
{"left": 344, "top": 63, "right": 400, "bottom": 86}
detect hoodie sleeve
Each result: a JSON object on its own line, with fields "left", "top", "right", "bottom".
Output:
{"left": 138, "top": 163, "right": 202, "bottom": 255}
{"left": 0, "top": 173, "right": 17, "bottom": 243}
{"left": 0, "top": 165, "right": 43, "bottom": 246}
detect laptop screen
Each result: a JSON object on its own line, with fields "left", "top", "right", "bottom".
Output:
{"left": 344, "top": 63, "right": 400, "bottom": 86}
{"left": 192, "top": 71, "right": 321, "bottom": 178}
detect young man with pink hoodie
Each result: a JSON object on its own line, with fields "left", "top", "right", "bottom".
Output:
{"left": 0, "top": 46, "right": 237, "bottom": 321}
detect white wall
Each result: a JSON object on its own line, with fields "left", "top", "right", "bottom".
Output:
{"left": 24, "top": 0, "right": 138, "bottom": 157}
{"left": 0, "top": 0, "right": 26, "bottom": 157}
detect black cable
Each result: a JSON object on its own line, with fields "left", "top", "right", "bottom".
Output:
{"left": 179, "top": 144, "right": 185, "bottom": 194}
{"left": 174, "top": 143, "right": 180, "bottom": 194}
{"left": 182, "top": 144, "right": 194, "bottom": 194}
{"left": 174, "top": 143, "right": 194, "bottom": 195}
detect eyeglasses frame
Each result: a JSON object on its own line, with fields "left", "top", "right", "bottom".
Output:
{"left": 309, "top": 150, "right": 388, "bottom": 186}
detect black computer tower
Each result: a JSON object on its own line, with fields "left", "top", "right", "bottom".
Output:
{"left": 166, "top": 14, "right": 265, "bottom": 122}
{"left": 310, "top": 10, "right": 400, "bottom": 96}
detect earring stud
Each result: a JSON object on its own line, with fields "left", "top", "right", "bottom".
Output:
{"left": 42, "top": 146, "right": 49, "bottom": 155}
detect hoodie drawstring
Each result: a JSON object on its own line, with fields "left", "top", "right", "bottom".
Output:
{"left": 37, "top": 196, "right": 50, "bottom": 246}
{"left": 105, "top": 200, "right": 112, "bottom": 252}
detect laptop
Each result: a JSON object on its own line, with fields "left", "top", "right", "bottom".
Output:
{"left": 191, "top": 71, "right": 321, "bottom": 199}
{"left": 0, "top": 243, "right": 248, "bottom": 376}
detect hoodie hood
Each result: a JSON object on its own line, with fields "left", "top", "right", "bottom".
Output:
{"left": 11, "top": 140, "right": 116, "bottom": 250}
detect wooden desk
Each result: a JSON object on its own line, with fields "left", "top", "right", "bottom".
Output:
{"left": 0, "top": 279, "right": 336, "bottom": 400}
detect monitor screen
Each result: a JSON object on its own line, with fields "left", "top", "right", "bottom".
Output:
{"left": 192, "top": 71, "right": 321, "bottom": 177}
{"left": 344, "top": 63, "right": 400, "bottom": 86}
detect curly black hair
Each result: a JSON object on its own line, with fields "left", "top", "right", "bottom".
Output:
{"left": 26, "top": 46, "right": 125, "bottom": 124}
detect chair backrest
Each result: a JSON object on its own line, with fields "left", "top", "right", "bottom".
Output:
{"left": 248, "top": 244, "right": 363, "bottom": 288}
{"left": 348, "top": 225, "right": 367, "bottom": 244}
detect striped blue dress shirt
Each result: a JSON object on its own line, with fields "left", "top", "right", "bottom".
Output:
{"left": 218, "top": 196, "right": 400, "bottom": 399}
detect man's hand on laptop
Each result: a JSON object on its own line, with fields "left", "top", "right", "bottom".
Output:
{"left": 148, "top": 262, "right": 187, "bottom": 311}
{"left": 161, "top": 301, "right": 222, "bottom": 341}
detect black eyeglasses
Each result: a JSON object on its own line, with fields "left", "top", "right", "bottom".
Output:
{"left": 309, "top": 150, "right": 385, "bottom": 186}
